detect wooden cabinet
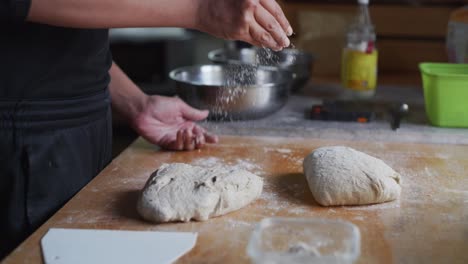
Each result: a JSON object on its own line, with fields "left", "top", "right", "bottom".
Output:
{"left": 279, "top": 1, "right": 465, "bottom": 77}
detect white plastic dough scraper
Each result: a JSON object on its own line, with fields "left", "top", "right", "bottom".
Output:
{"left": 41, "top": 228, "right": 198, "bottom": 264}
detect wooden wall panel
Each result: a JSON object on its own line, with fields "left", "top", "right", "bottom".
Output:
{"left": 297, "top": 38, "right": 447, "bottom": 75}
{"left": 284, "top": 4, "right": 454, "bottom": 38}
{"left": 279, "top": 3, "right": 457, "bottom": 77}
{"left": 378, "top": 40, "right": 448, "bottom": 72}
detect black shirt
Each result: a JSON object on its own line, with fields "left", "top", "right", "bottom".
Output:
{"left": 0, "top": 0, "right": 112, "bottom": 99}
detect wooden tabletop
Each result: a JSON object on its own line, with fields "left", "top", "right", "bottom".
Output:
{"left": 3, "top": 136, "right": 468, "bottom": 263}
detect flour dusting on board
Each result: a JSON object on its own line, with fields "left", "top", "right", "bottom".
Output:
{"left": 259, "top": 182, "right": 310, "bottom": 215}
{"left": 191, "top": 157, "right": 264, "bottom": 176}
{"left": 262, "top": 146, "right": 303, "bottom": 168}
{"left": 260, "top": 191, "right": 309, "bottom": 215}
{"left": 263, "top": 147, "right": 293, "bottom": 154}
{"left": 191, "top": 157, "right": 220, "bottom": 168}
{"left": 343, "top": 200, "right": 401, "bottom": 211}
{"left": 224, "top": 218, "right": 255, "bottom": 229}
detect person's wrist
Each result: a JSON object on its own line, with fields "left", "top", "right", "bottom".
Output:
{"left": 163, "top": 0, "right": 202, "bottom": 29}
{"left": 191, "top": 0, "right": 207, "bottom": 31}
{"left": 129, "top": 94, "right": 151, "bottom": 131}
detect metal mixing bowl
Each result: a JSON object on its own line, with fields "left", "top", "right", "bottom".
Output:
{"left": 169, "top": 64, "right": 293, "bottom": 121}
{"left": 208, "top": 48, "right": 314, "bottom": 92}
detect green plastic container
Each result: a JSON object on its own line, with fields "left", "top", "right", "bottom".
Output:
{"left": 419, "top": 63, "right": 468, "bottom": 127}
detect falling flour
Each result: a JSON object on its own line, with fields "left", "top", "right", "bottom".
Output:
{"left": 213, "top": 47, "right": 291, "bottom": 121}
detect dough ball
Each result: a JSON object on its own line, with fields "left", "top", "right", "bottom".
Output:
{"left": 303, "top": 146, "right": 401, "bottom": 206}
{"left": 137, "top": 163, "right": 263, "bottom": 223}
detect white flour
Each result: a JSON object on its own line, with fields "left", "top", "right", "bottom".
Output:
{"left": 191, "top": 157, "right": 264, "bottom": 176}
{"left": 212, "top": 64, "right": 255, "bottom": 121}
{"left": 191, "top": 157, "right": 221, "bottom": 168}
{"left": 212, "top": 47, "right": 286, "bottom": 121}
{"left": 224, "top": 218, "right": 255, "bottom": 229}
{"left": 263, "top": 147, "right": 293, "bottom": 154}
{"left": 343, "top": 200, "right": 401, "bottom": 211}
{"left": 259, "top": 183, "right": 309, "bottom": 215}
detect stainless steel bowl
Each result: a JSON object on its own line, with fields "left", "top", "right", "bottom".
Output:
{"left": 169, "top": 64, "right": 293, "bottom": 121}
{"left": 208, "top": 48, "right": 314, "bottom": 92}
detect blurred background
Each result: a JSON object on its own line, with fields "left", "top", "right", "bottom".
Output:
{"left": 110, "top": 0, "right": 468, "bottom": 156}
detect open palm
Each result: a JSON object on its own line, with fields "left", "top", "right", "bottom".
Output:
{"left": 133, "top": 96, "right": 218, "bottom": 150}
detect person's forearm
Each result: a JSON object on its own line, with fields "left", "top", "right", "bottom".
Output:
{"left": 108, "top": 62, "right": 147, "bottom": 124}
{"left": 28, "top": 0, "right": 199, "bottom": 29}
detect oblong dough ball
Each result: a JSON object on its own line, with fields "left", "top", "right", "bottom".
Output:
{"left": 137, "top": 163, "right": 263, "bottom": 223}
{"left": 303, "top": 146, "right": 401, "bottom": 206}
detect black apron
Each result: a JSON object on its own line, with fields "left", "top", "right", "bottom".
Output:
{"left": 0, "top": 89, "right": 112, "bottom": 258}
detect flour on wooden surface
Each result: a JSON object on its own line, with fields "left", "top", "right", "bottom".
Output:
{"left": 343, "top": 200, "right": 401, "bottom": 211}
{"left": 191, "top": 157, "right": 264, "bottom": 176}
{"left": 263, "top": 147, "right": 293, "bottom": 154}
{"left": 259, "top": 183, "right": 309, "bottom": 215}
{"left": 224, "top": 218, "right": 255, "bottom": 229}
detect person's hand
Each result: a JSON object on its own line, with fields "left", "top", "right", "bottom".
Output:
{"left": 196, "top": 0, "right": 293, "bottom": 51}
{"left": 132, "top": 95, "right": 218, "bottom": 151}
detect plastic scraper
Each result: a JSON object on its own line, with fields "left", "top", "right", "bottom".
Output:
{"left": 41, "top": 228, "right": 198, "bottom": 264}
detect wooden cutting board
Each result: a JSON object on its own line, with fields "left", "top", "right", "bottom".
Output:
{"left": 4, "top": 136, "right": 468, "bottom": 264}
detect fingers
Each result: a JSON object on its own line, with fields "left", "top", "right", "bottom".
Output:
{"left": 161, "top": 129, "right": 191, "bottom": 151}
{"left": 241, "top": 0, "right": 292, "bottom": 50}
{"left": 178, "top": 98, "right": 209, "bottom": 121}
{"left": 175, "top": 130, "right": 184, "bottom": 150}
{"left": 172, "top": 126, "right": 218, "bottom": 151}
{"left": 172, "top": 129, "right": 195, "bottom": 151}
{"left": 195, "top": 134, "right": 206, "bottom": 149}
{"left": 175, "top": 127, "right": 203, "bottom": 151}
{"left": 183, "top": 129, "right": 195, "bottom": 151}
{"left": 193, "top": 126, "right": 205, "bottom": 149}
{"left": 254, "top": 4, "right": 290, "bottom": 49}
{"left": 204, "top": 132, "right": 219, "bottom": 144}
{"left": 249, "top": 23, "right": 281, "bottom": 51}
{"left": 260, "top": 0, "right": 293, "bottom": 36}
{"left": 194, "top": 125, "right": 219, "bottom": 144}
{"left": 202, "top": 127, "right": 219, "bottom": 144}
{"left": 162, "top": 123, "right": 217, "bottom": 151}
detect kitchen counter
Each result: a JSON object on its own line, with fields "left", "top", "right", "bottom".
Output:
{"left": 203, "top": 82, "right": 468, "bottom": 145}
{"left": 2, "top": 80, "right": 468, "bottom": 264}
{"left": 3, "top": 136, "right": 468, "bottom": 263}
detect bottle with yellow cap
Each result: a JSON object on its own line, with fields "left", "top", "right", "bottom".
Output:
{"left": 341, "top": 0, "right": 378, "bottom": 100}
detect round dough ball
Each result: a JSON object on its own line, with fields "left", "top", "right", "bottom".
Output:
{"left": 303, "top": 146, "right": 402, "bottom": 206}
{"left": 137, "top": 163, "right": 263, "bottom": 223}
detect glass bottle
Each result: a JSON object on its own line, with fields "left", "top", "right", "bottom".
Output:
{"left": 341, "top": 0, "right": 378, "bottom": 100}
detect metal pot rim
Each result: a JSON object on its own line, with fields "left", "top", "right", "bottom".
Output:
{"left": 169, "top": 64, "right": 294, "bottom": 88}
{"left": 208, "top": 48, "right": 316, "bottom": 65}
